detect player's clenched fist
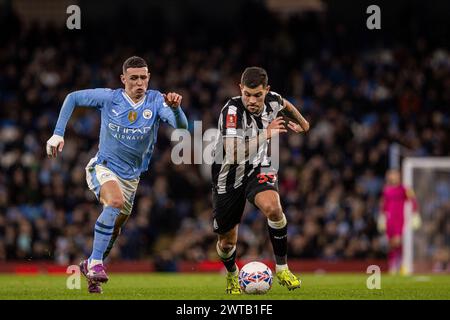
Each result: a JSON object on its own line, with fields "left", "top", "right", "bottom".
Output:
{"left": 46, "top": 134, "right": 64, "bottom": 158}
{"left": 266, "top": 117, "right": 287, "bottom": 139}
{"left": 163, "top": 92, "right": 182, "bottom": 108}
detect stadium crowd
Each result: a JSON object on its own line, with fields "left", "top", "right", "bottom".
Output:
{"left": 0, "top": 7, "right": 449, "bottom": 271}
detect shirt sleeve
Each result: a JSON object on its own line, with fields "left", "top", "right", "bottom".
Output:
{"left": 53, "top": 88, "right": 112, "bottom": 136}
{"left": 156, "top": 94, "right": 188, "bottom": 129}
{"left": 268, "top": 91, "right": 285, "bottom": 111}
{"left": 220, "top": 104, "right": 244, "bottom": 139}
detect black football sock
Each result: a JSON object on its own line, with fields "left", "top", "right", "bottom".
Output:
{"left": 268, "top": 214, "right": 288, "bottom": 266}
{"left": 216, "top": 242, "right": 237, "bottom": 273}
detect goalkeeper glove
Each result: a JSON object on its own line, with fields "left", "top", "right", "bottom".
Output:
{"left": 377, "top": 214, "right": 386, "bottom": 233}
{"left": 412, "top": 214, "right": 422, "bottom": 230}
{"left": 46, "top": 134, "right": 64, "bottom": 158}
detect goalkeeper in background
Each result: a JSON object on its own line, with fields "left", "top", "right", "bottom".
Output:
{"left": 378, "top": 169, "right": 421, "bottom": 274}
{"left": 46, "top": 56, "right": 188, "bottom": 293}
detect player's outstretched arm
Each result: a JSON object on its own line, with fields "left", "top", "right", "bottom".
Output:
{"left": 46, "top": 89, "right": 111, "bottom": 158}
{"left": 159, "top": 92, "right": 188, "bottom": 129}
{"left": 280, "top": 99, "right": 310, "bottom": 133}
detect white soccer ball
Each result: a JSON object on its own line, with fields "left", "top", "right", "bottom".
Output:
{"left": 238, "top": 261, "right": 273, "bottom": 294}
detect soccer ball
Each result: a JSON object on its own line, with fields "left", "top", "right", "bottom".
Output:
{"left": 238, "top": 261, "right": 273, "bottom": 294}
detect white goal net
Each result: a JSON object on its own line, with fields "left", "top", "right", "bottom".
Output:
{"left": 402, "top": 157, "right": 450, "bottom": 274}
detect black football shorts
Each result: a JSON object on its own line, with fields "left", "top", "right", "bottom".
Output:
{"left": 212, "top": 168, "right": 278, "bottom": 234}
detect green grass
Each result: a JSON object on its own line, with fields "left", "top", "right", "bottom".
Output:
{"left": 0, "top": 273, "right": 449, "bottom": 300}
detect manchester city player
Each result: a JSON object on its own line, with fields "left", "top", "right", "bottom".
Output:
{"left": 46, "top": 56, "right": 188, "bottom": 293}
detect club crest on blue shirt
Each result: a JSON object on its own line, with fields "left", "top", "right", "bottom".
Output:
{"left": 128, "top": 111, "right": 137, "bottom": 123}
{"left": 143, "top": 109, "right": 152, "bottom": 119}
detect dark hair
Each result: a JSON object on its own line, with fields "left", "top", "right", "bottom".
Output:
{"left": 241, "top": 67, "right": 268, "bottom": 88}
{"left": 122, "top": 56, "right": 148, "bottom": 73}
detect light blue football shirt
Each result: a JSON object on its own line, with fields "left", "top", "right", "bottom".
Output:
{"left": 53, "top": 88, "right": 188, "bottom": 179}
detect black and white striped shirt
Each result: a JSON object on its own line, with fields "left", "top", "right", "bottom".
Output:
{"left": 211, "top": 91, "right": 285, "bottom": 194}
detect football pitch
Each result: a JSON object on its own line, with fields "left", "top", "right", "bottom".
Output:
{"left": 0, "top": 273, "right": 449, "bottom": 300}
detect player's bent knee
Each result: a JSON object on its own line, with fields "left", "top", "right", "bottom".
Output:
{"left": 261, "top": 204, "right": 283, "bottom": 221}
{"left": 108, "top": 198, "right": 125, "bottom": 210}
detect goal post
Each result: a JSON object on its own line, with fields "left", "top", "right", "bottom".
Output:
{"left": 402, "top": 157, "right": 450, "bottom": 274}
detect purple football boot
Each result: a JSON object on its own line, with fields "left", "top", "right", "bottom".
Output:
{"left": 79, "top": 260, "right": 102, "bottom": 294}
{"left": 85, "top": 262, "right": 109, "bottom": 283}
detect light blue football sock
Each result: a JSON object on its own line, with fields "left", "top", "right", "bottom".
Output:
{"left": 89, "top": 206, "right": 120, "bottom": 261}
